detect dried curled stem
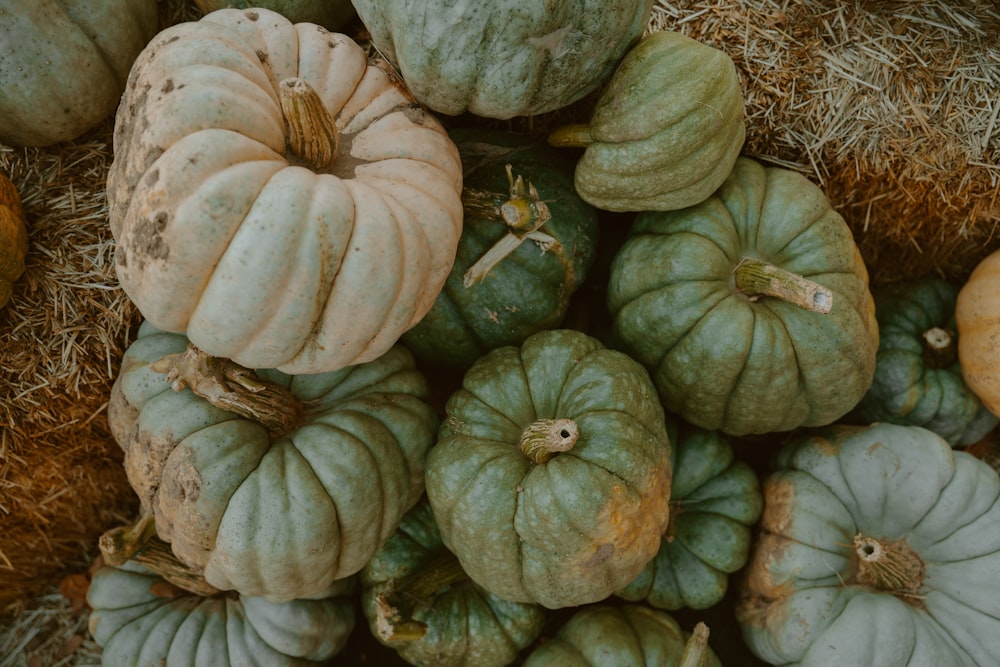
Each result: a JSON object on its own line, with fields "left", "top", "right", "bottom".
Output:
{"left": 150, "top": 344, "right": 304, "bottom": 437}
{"left": 853, "top": 533, "right": 926, "bottom": 606}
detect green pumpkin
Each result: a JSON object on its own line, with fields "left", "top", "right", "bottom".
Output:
{"left": 350, "top": 0, "right": 654, "bottom": 119}
{"left": 401, "top": 128, "right": 599, "bottom": 370}
{"left": 425, "top": 329, "right": 673, "bottom": 609}
{"left": 108, "top": 321, "right": 439, "bottom": 601}
{"left": 548, "top": 29, "right": 745, "bottom": 212}
{"left": 0, "top": 0, "right": 159, "bottom": 146}
{"left": 850, "top": 278, "right": 998, "bottom": 446}
{"left": 737, "top": 422, "right": 1000, "bottom": 666}
{"left": 193, "top": 0, "right": 355, "bottom": 29}
{"left": 87, "top": 560, "right": 355, "bottom": 666}
{"left": 608, "top": 156, "right": 879, "bottom": 436}
{"left": 522, "top": 604, "right": 722, "bottom": 667}
{"left": 361, "top": 497, "right": 546, "bottom": 667}
{"left": 616, "top": 417, "right": 762, "bottom": 610}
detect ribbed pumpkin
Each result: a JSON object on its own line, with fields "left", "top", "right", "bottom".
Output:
{"left": 956, "top": 248, "right": 1000, "bottom": 419}
{"left": 522, "top": 605, "right": 721, "bottom": 667}
{"left": 108, "top": 321, "right": 439, "bottom": 601}
{"left": 361, "top": 497, "right": 546, "bottom": 667}
{"left": 425, "top": 328, "right": 673, "bottom": 609}
{"left": 401, "top": 128, "right": 600, "bottom": 370}
{"left": 616, "top": 417, "right": 762, "bottom": 610}
{"left": 88, "top": 560, "right": 355, "bottom": 666}
{"left": 0, "top": 0, "right": 159, "bottom": 146}
{"left": 548, "top": 29, "right": 745, "bottom": 212}
{"left": 851, "top": 278, "right": 997, "bottom": 446}
{"left": 738, "top": 422, "right": 1000, "bottom": 666}
{"left": 0, "top": 171, "right": 28, "bottom": 308}
{"left": 108, "top": 8, "right": 463, "bottom": 374}
{"left": 608, "top": 156, "right": 879, "bottom": 436}
{"left": 350, "top": 0, "right": 654, "bottom": 119}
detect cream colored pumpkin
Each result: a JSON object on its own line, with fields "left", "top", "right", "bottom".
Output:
{"left": 108, "top": 8, "right": 463, "bottom": 374}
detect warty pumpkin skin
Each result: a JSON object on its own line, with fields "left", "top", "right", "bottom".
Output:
{"left": 401, "top": 127, "right": 600, "bottom": 371}
{"left": 956, "top": 248, "right": 1000, "bottom": 419}
{"left": 608, "top": 156, "right": 879, "bottom": 436}
{"left": 88, "top": 560, "right": 355, "bottom": 666}
{"left": 522, "top": 604, "right": 721, "bottom": 667}
{"left": 0, "top": 0, "right": 158, "bottom": 146}
{"left": 850, "top": 278, "right": 998, "bottom": 446}
{"left": 424, "top": 328, "right": 673, "bottom": 610}
{"left": 360, "top": 498, "right": 546, "bottom": 667}
{"left": 548, "top": 29, "right": 746, "bottom": 212}
{"left": 0, "top": 171, "right": 28, "bottom": 309}
{"left": 350, "top": 0, "right": 654, "bottom": 119}
{"left": 108, "top": 321, "right": 439, "bottom": 601}
{"left": 108, "top": 8, "right": 464, "bottom": 375}
{"left": 616, "top": 417, "right": 762, "bottom": 611}
{"left": 737, "top": 422, "right": 1000, "bottom": 667}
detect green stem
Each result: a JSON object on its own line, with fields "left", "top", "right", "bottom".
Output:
{"left": 547, "top": 123, "right": 595, "bottom": 148}
{"left": 733, "top": 257, "right": 833, "bottom": 313}
{"left": 462, "top": 164, "right": 556, "bottom": 287}
{"left": 279, "top": 77, "right": 339, "bottom": 169}
{"left": 374, "top": 552, "right": 470, "bottom": 642}
{"left": 519, "top": 418, "right": 579, "bottom": 463}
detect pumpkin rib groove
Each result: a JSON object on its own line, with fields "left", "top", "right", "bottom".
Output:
{"left": 647, "top": 288, "right": 729, "bottom": 376}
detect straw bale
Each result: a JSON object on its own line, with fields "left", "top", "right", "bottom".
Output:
{"left": 648, "top": 0, "right": 1000, "bottom": 284}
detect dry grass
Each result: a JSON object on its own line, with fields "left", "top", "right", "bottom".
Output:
{"left": 648, "top": 0, "right": 1000, "bottom": 283}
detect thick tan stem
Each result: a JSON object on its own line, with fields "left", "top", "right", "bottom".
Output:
{"left": 519, "top": 418, "right": 579, "bottom": 463}
{"left": 547, "top": 123, "right": 595, "bottom": 148}
{"left": 279, "top": 77, "right": 338, "bottom": 169}
{"left": 679, "top": 622, "right": 711, "bottom": 667}
{"left": 853, "top": 533, "right": 925, "bottom": 604}
{"left": 150, "top": 344, "right": 304, "bottom": 437}
{"left": 100, "top": 516, "right": 222, "bottom": 597}
{"left": 463, "top": 164, "right": 556, "bottom": 287}
{"left": 922, "top": 326, "right": 956, "bottom": 368}
{"left": 733, "top": 257, "right": 833, "bottom": 313}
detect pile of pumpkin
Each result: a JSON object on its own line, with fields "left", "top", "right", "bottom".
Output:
{"left": 5, "top": 1, "right": 1000, "bottom": 666}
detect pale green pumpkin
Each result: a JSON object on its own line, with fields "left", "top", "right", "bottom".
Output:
{"left": 549, "top": 29, "right": 746, "bottom": 212}
{"left": 738, "top": 422, "right": 1000, "bottom": 666}
{"left": 0, "top": 0, "right": 158, "bottom": 146}
{"left": 350, "top": 0, "right": 654, "bottom": 119}
{"left": 88, "top": 560, "right": 355, "bottom": 666}
{"left": 108, "top": 321, "right": 439, "bottom": 601}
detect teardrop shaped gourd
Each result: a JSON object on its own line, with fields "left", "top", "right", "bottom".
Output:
{"left": 108, "top": 8, "right": 464, "bottom": 374}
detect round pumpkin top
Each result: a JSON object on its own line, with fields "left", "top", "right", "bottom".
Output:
{"left": 0, "top": 170, "right": 28, "bottom": 309}
{"left": 109, "top": 322, "right": 439, "bottom": 601}
{"left": 738, "top": 422, "right": 1000, "bottom": 667}
{"left": 425, "top": 328, "right": 673, "bottom": 609}
{"left": 108, "top": 8, "right": 464, "bottom": 375}
{"left": 608, "top": 156, "right": 879, "bottom": 435}
{"left": 0, "top": 0, "right": 159, "bottom": 146}
{"left": 350, "top": 0, "right": 655, "bottom": 119}
{"left": 88, "top": 560, "right": 355, "bottom": 665}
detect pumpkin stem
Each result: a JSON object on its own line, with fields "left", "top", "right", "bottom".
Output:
{"left": 679, "top": 622, "right": 711, "bottom": 667}
{"left": 519, "top": 418, "right": 579, "bottom": 463}
{"left": 852, "top": 533, "right": 925, "bottom": 605}
{"left": 462, "top": 164, "right": 557, "bottom": 287}
{"left": 372, "top": 552, "right": 470, "bottom": 643}
{"left": 279, "top": 77, "right": 339, "bottom": 169}
{"left": 733, "top": 257, "right": 833, "bottom": 314}
{"left": 100, "top": 514, "right": 222, "bottom": 597}
{"left": 922, "top": 326, "right": 957, "bottom": 368}
{"left": 547, "top": 123, "right": 595, "bottom": 148}
{"left": 150, "top": 344, "right": 304, "bottom": 437}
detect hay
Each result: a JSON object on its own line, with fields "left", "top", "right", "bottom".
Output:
{"left": 648, "top": 0, "right": 1000, "bottom": 283}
